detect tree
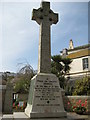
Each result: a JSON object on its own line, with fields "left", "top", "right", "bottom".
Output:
{"left": 14, "top": 64, "right": 35, "bottom": 93}
{"left": 2, "top": 72, "right": 15, "bottom": 83}
{"left": 51, "top": 55, "right": 72, "bottom": 89}
{"left": 72, "top": 76, "right": 90, "bottom": 95}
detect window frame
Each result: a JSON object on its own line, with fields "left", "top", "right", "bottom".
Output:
{"left": 82, "top": 58, "right": 89, "bottom": 70}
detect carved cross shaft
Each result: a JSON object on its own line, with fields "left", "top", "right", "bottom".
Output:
{"left": 32, "top": 1, "right": 58, "bottom": 73}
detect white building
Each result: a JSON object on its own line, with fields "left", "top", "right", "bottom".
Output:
{"left": 61, "top": 39, "right": 90, "bottom": 81}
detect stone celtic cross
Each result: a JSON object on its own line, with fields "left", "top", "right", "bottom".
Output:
{"left": 32, "top": 1, "right": 58, "bottom": 73}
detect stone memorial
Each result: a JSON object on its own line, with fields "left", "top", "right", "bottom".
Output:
{"left": 0, "top": 74, "right": 6, "bottom": 115}
{"left": 0, "top": 75, "right": 3, "bottom": 116}
{"left": 25, "top": 1, "right": 67, "bottom": 119}
{"left": 4, "top": 82, "right": 13, "bottom": 114}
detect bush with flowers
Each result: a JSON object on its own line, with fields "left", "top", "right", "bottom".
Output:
{"left": 13, "top": 100, "right": 26, "bottom": 111}
{"left": 66, "top": 99, "right": 88, "bottom": 114}
{"left": 72, "top": 99, "right": 87, "bottom": 114}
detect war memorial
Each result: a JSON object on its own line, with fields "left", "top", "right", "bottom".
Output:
{"left": 25, "top": 1, "right": 67, "bottom": 119}
{"left": 0, "top": 1, "right": 89, "bottom": 120}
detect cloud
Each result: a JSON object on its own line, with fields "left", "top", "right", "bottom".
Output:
{"left": 0, "top": 2, "right": 88, "bottom": 72}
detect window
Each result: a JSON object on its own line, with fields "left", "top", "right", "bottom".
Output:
{"left": 82, "top": 58, "right": 88, "bottom": 70}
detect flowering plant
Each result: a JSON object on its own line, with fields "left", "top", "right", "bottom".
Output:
{"left": 13, "top": 100, "right": 19, "bottom": 108}
{"left": 72, "top": 99, "right": 87, "bottom": 114}
{"left": 13, "top": 101, "right": 26, "bottom": 110}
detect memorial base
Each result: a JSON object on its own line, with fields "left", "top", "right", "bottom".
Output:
{"left": 25, "top": 73, "right": 67, "bottom": 119}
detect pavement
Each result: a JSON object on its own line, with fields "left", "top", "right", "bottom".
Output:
{"left": 67, "top": 112, "right": 89, "bottom": 120}
{"left": 0, "top": 112, "right": 89, "bottom": 120}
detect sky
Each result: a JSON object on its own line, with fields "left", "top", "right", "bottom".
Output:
{"left": 0, "top": 0, "right": 89, "bottom": 73}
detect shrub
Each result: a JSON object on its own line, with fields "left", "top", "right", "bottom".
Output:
{"left": 72, "top": 76, "right": 90, "bottom": 95}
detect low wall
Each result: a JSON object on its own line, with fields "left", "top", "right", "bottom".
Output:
{"left": 62, "top": 95, "right": 90, "bottom": 113}
{"left": 0, "top": 85, "right": 6, "bottom": 113}
{"left": 14, "top": 92, "right": 90, "bottom": 114}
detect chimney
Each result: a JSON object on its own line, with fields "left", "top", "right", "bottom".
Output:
{"left": 69, "top": 39, "right": 74, "bottom": 49}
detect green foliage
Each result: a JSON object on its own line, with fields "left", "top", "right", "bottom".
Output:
{"left": 62, "top": 58, "right": 72, "bottom": 73}
{"left": 14, "top": 64, "right": 35, "bottom": 93}
{"left": 2, "top": 72, "right": 15, "bottom": 84}
{"left": 73, "top": 76, "right": 90, "bottom": 95}
{"left": 51, "top": 55, "right": 72, "bottom": 89}
{"left": 14, "top": 73, "right": 34, "bottom": 93}
{"left": 7, "top": 76, "right": 15, "bottom": 83}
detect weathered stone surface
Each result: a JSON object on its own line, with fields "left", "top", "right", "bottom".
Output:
{"left": 25, "top": 73, "right": 67, "bottom": 118}
{"left": 32, "top": 1, "right": 58, "bottom": 73}
{"left": 4, "top": 83, "right": 13, "bottom": 114}
{"left": 25, "top": 1, "right": 67, "bottom": 119}
{"left": 0, "top": 74, "right": 6, "bottom": 115}
{"left": 0, "top": 91, "right": 2, "bottom": 115}
{"left": 0, "top": 75, "right": 2, "bottom": 115}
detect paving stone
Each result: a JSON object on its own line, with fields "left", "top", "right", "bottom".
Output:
{"left": 1, "top": 112, "right": 89, "bottom": 120}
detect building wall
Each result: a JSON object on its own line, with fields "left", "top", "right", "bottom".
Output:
{"left": 70, "top": 57, "right": 83, "bottom": 73}
{"left": 67, "top": 56, "right": 90, "bottom": 78}
{"left": 89, "top": 56, "right": 90, "bottom": 70}
{"left": 70, "top": 56, "right": 90, "bottom": 73}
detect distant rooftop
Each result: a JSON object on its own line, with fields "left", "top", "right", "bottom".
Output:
{"left": 60, "top": 39, "right": 90, "bottom": 54}
{"left": 67, "top": 44, "right": 90, "bottom": 52}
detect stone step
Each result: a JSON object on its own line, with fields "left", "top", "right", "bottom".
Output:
{"left": 0, "top": 112, "right": 89, "bottom": 120}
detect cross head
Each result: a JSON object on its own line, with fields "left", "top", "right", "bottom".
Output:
{"left": 32, "top": 1, "right": 58, "bottom": 73}
{"left": 32, "top": 2, "right": 58, "bottom": 25}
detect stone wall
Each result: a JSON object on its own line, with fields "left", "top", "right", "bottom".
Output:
{"left": 0, "top": 90, "right": 2, "bottom": 115}
{"left": 0, "top": 85, "right": 6, "bottom": 114}
{"left": 62, "top": 96, "right": 90, "bottom": 113}
{"left": 2, "top": 90, "right": 6, "bottom": 112}
{"left": 13, "top": 92, "right": 90, "bottom": 114}
{"left": 4, "top": 83, "right": 13, "bottom": 114}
